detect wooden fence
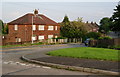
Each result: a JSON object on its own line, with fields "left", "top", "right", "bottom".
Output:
{"left": 89, "top": 38, "right": 120, "bottom": 47}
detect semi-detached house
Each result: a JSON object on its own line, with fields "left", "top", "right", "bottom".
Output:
{"left": 7, "top": 10, "right": 60, "bottom": 43}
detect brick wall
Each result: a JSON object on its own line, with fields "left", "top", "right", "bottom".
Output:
{"left": 4, "top": 24, "right": 60, "bottom": 43}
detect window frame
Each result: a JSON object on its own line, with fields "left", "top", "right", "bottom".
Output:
{"left": 38, "top": 25, "right": 44, "bottom": 30}
{"left": 38, "top": 35, "right": 44, "bottom": 40}
{"left": 14, "top": 25, "right": 18, "bottom": 30}
{"left": 48, "top": 26, "right": 54, "bottom": 30}
{"left": 32, "top": 25, "right": 36, "bottom": 31}
{"left": 48, "top": 35, "right": 53, "bottom": 39}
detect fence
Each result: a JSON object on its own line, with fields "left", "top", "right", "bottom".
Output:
{"left": 89, "top": 38, "right": 120, "bottom": 47}
{"left": 2, "top": 38, "right": 82, "bottom": 46}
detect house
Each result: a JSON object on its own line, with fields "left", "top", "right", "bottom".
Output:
{"left": 7, "top": 10, "right": 60, "bottom": 43}
{"left": 85, "top": 21, "right": 99, "bottom": 33}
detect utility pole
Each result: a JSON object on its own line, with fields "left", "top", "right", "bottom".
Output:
{"left": 32, "top": 16, "right": 34, "bottom": 44}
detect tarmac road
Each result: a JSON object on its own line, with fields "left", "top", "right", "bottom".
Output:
{"left": 1, "top": 44, "right": 95, "bottom": 75}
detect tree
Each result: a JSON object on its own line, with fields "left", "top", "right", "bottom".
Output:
{"left": 0, "top": 20, "right": 8, "bottom": 35}
{"left": 4, "top": 24, "right": 8, "bottom": 34}
{"left": 60, "top": 16, "right": 87, "bottom": 39}
{"left": 70, "top": 20, "right": 87, "bottom": 38}
{"left": 110, "top": 2, "right": 120, "bottom": 32}
{"left": 60, "top": 15, "right": 72, "bottom": 38}
{"left": 99, "top": 17, "right": 112, "bottom": 34}
{"left": 0, "top": 20, "right": 4, "bottom": 34}
{"left": 86, "top": 32, "right": 101, "bottom": 39}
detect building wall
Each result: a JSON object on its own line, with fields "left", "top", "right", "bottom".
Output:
{"left": 7, "top": 24, "right": 60, "bottom": 43}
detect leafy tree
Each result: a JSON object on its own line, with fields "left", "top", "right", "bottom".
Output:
{"left": 0, "top": 20, "right": 4, "bottom": 34}
{"left": 61, "top": 15, "right": 87, "bottom": 39}
{"left": 4, "top": 24, "right": 8, "bottom": 34}
{"left": 60, "top": 15, "right": 72, "bottom": 38}
{"left": 99, "top": 17, "right": 112, "bottom": 34}
{"left": 86, "top": 32, "right": 101, "bottom": 39}
{"left": 70, "top": 20, "right": 87, "bottom": 38}
{"left": 110, "top": 2, "right": 120, "bottom": 32}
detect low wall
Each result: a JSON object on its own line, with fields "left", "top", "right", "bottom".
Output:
{"left": 2, "top": 38, "right": 82, "bottom": 46}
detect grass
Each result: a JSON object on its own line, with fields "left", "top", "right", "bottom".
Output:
{"left": 47, "top": 47, "right": 119, "bottom": 61}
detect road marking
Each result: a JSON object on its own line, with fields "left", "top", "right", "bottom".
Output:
{"left": 36, "top": 66, "right": 41, "bottom": 67}
{"left": 19, "top": 63, "right": 26, "bottom": 66}
{"left": 3, "top": 62, "right": 9, "bottom": 64}
{"left": 42, "top": 66, "right": 51, "bottom": 69}
{"left": 3, "top": 61, "right": 41, "bottom": 68}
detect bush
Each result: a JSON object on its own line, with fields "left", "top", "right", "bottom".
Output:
{"left": 109, "top": 45, "right": 120, "bottom": 49}
{"left": 96, "top": 44, "right": 109, "bottom": 48}
{"left": 98, "top": 36, "right": 112, "bottom": 40}
{"left": 104, "top": 36, "right": 112, "bottom": 39}
{"left": 86, "top": 32, "right": 101, "bottom": 39}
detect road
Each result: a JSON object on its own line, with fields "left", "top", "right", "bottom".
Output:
{"left": 1, "top": 44, "right": 95, "bottom": 75}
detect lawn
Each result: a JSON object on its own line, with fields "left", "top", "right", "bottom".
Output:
{"left": 47, "top": 47, "right": 119, "bottom": 61}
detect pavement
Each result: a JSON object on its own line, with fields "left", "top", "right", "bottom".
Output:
{"left": 21, "top": 44, "right": 120, "bottom": 76}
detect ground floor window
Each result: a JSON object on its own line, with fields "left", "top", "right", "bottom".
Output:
{"left": 15, "top": 38, "right": 21, "bottom": 42}
{"left": 38, "top": 36, "right": 44, "bottom": 40}
{"left": 32, "top": 36, "right": 36, "bottom": 41}
{"left": 48, "top": 35, "right": 53, "bottom": 39}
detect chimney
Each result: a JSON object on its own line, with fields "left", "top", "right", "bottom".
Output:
{"left": 34, "top": 9, "right": 38, "bottom": 15}
{"left": 86, "top": 21, "right": 88, "bottom": 24}
{"left": 91, "top": 21, "right": 93, "bottom": 24}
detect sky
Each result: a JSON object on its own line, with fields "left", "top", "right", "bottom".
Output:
{"left": 0, "top": 0, "right": 119, "bottom": 24}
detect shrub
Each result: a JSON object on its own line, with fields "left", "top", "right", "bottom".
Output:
{"left": 86, "top": 32, "right": 101, "bottom": 39}
{"left": 98, "top": 36, "right": 112, "bottom": 40}
{"left": 103, "top": 36, "right": 112, "bottom": 39}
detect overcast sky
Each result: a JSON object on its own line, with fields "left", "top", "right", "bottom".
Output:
{"left": 0, "top": 0, "right": 119, "bottom": 24}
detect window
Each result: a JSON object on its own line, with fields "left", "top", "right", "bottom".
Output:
{"left": 55, "top": 26, "right": 57, "bottom": 30}
{"left": 32, "top": 25, "right": 36, "bottom": 30}
{"left": 14, "top": 25, "right": 18, "bottom": 30}
{"left": 38, "top": 36, "right": 44, "bottom": 40}
{"left": 15, "top": 38, "right": 21, "bottom": 42}
{"left": 32, "top": 36, "right": 36, "bottom": 41}
{"left": 48, "top": 35, "right": 53, "bottom": 39}
{"left": 38, "top": 25, "right": 44, "bottom": 30}
{"left": 48, "top": 26, "right": 53, "bottom": 30}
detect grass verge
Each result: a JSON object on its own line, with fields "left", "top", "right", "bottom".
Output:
{"left": 47, "top": 47, "right": 119, "bottom": 61}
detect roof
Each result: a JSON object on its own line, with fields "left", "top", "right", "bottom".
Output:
{"left": 8, "top": 13, "right": 59, "bottom": 25}
{"left": 84, "top": 22, "right": 99, "bottom": 31}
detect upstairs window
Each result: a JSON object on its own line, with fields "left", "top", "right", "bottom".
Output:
{"left": 32, "top": 25, "right": 36, "bottom": 31}
{"left": 55, "top": 26, "right": 57, "bottom": 30}
{"left": 14, "top": 25, "right": 18, "bottom": 30}
{"left": 48, "top": 26, "right": 53, "bottom": 30}
{"left": 38, "top": 25, "right": 44, "bottom": 30}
